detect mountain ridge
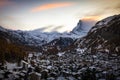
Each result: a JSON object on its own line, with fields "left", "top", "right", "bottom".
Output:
{"left": 0, "top": 19, "right": 93, "bottom": 47}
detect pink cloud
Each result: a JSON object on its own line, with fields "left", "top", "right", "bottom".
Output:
{"left": 0, "top": 0, "right": 13, "bottom": 7}
{"left": 31, "top": 2, "right": 74, "bottom": 12}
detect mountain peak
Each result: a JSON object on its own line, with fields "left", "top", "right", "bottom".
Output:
{"left": 72, "top": 20, "right": 82, "bottom": 32}
{"left": 71, "top": 19, "right": 96, "bottom": 34}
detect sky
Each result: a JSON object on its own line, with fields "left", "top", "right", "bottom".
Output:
{"left": 0, "top": 0, "right": 120, "bottom": 32}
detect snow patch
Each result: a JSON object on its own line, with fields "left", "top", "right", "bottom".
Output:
{"left": 57, "top": 52, "right": 65, "bottom": 57}
{"left": 6, "top": 62, "right": 17, "bottom": 70}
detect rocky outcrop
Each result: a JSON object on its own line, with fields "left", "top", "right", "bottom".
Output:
{"left": 75, "top": 14, "right": 120, "bottom": 54}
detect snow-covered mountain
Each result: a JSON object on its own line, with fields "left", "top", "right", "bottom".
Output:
{"left": 0, "top": 19, "right": 94, "bottom": 47}
{"left": 71, "top": 19, "right": 96, "bottom": 35}
{"left": 27, "top": 19, "right": 95, "bottom": 43}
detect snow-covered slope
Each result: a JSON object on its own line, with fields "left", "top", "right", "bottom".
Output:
{"left": 0, "top": 19, "right": 96, "bottom": 46}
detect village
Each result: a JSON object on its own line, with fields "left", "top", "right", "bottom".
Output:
{"left": 0, "top": 48, "right": 120, "bottom": 80}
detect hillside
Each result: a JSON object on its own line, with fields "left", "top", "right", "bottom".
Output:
{"left": 75, "top": 14, "right": 120, "bottom": 54}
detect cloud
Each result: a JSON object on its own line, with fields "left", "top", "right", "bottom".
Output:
{"left": 76, "top": 0, "right": 120, "bottom": 21}
{"left": 81, "top": 16, "right": 102, "bottom": 21}
{"left": 35, "top": 25, "right": 65, "bottom": 32}
{"left": 77, "top": 2, "right": 120, "bottom": 21}
{"left": 32, "top": 25, "right": 54, "bottom": 32}
{"left": 31, "top": 2, "right": 74, "bottom": 12}
{"left": 105, "top": 2, "right": 120, "bottom": 12}
{"left": 0, "top": 0, "right": 13, "bottom": 7}
{"left": 115, "top": 3, "right": 120, "bottom": 9}
{"left": 51, "top": 25, "right": 64, "bottom": 31}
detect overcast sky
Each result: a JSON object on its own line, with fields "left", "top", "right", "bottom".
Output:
{"left": 0, "top": 0, "right": 120, "bottom": 32}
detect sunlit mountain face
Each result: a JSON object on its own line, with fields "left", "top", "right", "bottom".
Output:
{"left": 0, "top": 0, "right": 120, "bottom": 32}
